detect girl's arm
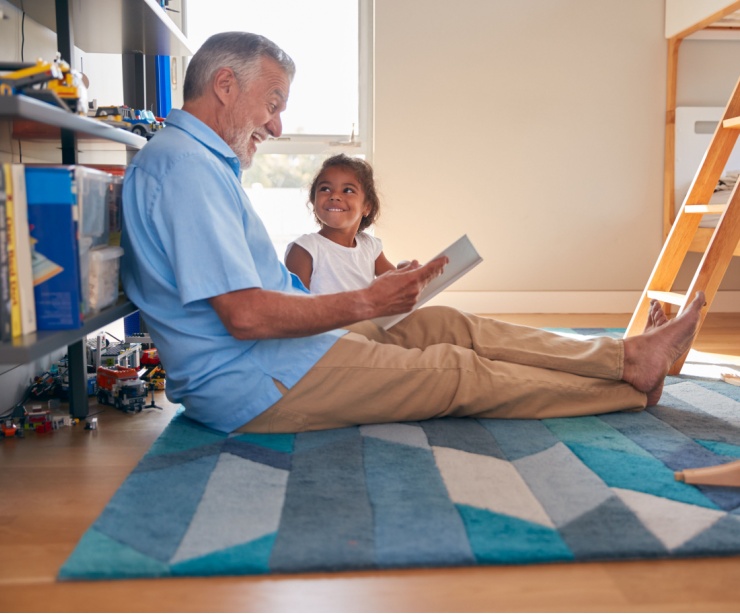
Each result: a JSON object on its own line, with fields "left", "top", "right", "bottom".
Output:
{"left": 374, "top": 251, "right": 397, "bottom": 276}
{"left": 285, "top": 244, "right": 314, "bottom": 289}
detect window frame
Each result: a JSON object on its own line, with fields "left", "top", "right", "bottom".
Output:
{"left": 254, "top": 0, "right": 374, "bottom": 161}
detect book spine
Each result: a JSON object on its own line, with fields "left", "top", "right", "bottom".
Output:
{"left": 0, "top": 167, "right": 9, "bottom": 343}
{"left": 12, "top": 164, "right": 36, "bottom": 336}
{"left": 3, "top": 164, "right": 20, "bottom": 338}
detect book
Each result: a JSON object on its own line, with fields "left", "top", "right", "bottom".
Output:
{"left": 3, "top": 164, "right": 21, "bottom": 338}
{"left": 11, "top": 164, "right": 37, "bottom": 336}
{"left": 26, "top": 167, "right": 83, "bottom": 330}
{"left": 371, "top": 234, "right": 483, "bottom": 330}
{"left": 0, "top": 168, "right": 9, "bottom": 342}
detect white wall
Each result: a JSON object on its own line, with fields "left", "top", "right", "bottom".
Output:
{"left": 372, "top": 0, "right": 740, "bottom": 313}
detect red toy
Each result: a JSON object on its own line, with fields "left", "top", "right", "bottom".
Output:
{"left": 96, "top": 366, "right": 147, "bottom": 413}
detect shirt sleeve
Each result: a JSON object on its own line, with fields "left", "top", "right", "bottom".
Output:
{"left": 150, "top": 152, "right": 264, "bottom": 305}
{"left": 366, "top": 233, "right": 384, "bottom": 260}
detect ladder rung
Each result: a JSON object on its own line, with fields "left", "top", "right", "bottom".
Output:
{"left": 646, "top": 290, "right": 686, "bottom": 307}
{"left": 724, "top": 116, "right": 740, "bottom": 129}
{"left": 684, "top": 204, "right": 727, "bottom": 214}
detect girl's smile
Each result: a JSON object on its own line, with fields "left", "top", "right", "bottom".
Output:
{"left": 314, "top": 166, "right": 370, "bottom": 245}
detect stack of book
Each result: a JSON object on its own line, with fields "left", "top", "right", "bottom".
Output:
{"left": 0, "top": 164, "right": 124, "bottom": 341}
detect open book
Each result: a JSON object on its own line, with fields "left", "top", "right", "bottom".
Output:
{"left": 371, "top": 234, "right": 483, "bottom": 330}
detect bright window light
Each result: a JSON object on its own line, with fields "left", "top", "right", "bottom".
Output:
{"left": 185, "top": 0, "right": 359, "bottom": 136}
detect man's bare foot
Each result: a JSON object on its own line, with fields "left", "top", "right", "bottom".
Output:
{"left": 623, "top": 292, "right": 705, "bottom": 405}
{"left": 644, "top": 299, "right": 669, "bottom": 332}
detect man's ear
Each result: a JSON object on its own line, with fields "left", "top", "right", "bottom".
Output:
{"left": 213, "top": 67, "right": 238, "bottom": 105}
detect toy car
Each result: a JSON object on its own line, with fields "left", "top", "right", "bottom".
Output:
{"left": 122, "top": 107, "right": 165, "bottom": 138}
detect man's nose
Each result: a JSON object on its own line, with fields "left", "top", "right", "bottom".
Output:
{"left": 266, "top": 115, "right": 283, "bottom": 138}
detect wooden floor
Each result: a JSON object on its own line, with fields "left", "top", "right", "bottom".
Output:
{"left": 3, "top": 313, "right": 740, "bottom": 613}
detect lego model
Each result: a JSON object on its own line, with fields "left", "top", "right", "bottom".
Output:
{"left": 26, "top": 409, "right": 53, "bottom": 433}
{"left": 122, "top": 107, "right": 164, "bottom": 138}
{"left": 0, "top": 54, "right": 88, "bottom": 114}
{"left": 1, "top": 419, "right": 20, "bottom": 438}
{"left": 140, "top": 348, "right": 166, "bottom": 390}
{"left": 89, "top": 104, "right": 132, "bottom": 131}
{"left": 96, "top": 366, "right": 147, "bottom": 413}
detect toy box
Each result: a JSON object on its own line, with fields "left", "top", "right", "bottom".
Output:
{"left": 25, "top": 166, "right": 111, "bottom": 327}
{"left": 26, "top": 174, "right": 81, "bottom": 330}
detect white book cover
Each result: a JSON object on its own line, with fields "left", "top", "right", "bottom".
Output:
{"left": 11, "top": 164, "right": 36, "bottom": 335}
{"left": 372, "top": 234, "right": 483, "bottom": 330}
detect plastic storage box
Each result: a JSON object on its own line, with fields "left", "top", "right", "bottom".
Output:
{"left": 88, "top": 246, "right": 124, "bottom": 312}
{"left": 25, "top": 165, "right": 112, "bottom": 324}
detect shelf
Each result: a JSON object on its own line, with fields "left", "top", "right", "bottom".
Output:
{"left": 0, "top": 297, "right": 136, "bottom": 364}
{"left": 6, "top": 0, "right": 194, "bottom": 57}
{"left": 0, "top": 96, "right": 148, "bottom": 148}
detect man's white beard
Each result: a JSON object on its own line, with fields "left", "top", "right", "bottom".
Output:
{"left": 228, "top": 129, "right": 254, "bottom": 169}
{"left": 223, "top": 106, "right": 256, "bottom": 169}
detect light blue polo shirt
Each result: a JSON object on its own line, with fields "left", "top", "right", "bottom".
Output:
{"left": 121, "top": 109, "right": 345, "bottom": 432}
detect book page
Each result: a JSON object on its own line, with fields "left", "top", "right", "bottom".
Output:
{"left": 371, "top": 234, "right": 483, "bottom": 330}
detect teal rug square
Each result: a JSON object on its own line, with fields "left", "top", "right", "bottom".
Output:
{"left": 59, "top": 328, "right": 740, "bottom": 580}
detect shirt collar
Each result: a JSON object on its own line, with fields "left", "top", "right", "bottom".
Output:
{"left": 164, "top": 109, "right": 242, "bottom": 177}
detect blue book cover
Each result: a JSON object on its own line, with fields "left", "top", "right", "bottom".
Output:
{"left": 26, "top": 167, "right": 82, "bottom": 330}
{"left": 0, "top": 167, "right": 9, "bottom": 341}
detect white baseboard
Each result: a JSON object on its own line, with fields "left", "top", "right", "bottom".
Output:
{"left": 426, "top": 291, "right": 740, "bottom": 314}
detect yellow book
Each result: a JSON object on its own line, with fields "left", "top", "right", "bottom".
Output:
{"left": 11, "top": 164, "right": 36, "bottom": 336}
{"left": 3, "top": 164, "right": 21, "bottom": 338}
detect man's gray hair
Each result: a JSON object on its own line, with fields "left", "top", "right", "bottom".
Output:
{"left": 183, "top": 32, "right": 295, "bottom": 101}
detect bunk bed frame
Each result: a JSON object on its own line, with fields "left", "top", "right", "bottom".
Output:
{"left": 664, "top": 0, "right": 740, "bottom": 253}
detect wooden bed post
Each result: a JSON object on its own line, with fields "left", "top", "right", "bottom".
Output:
{"left": 664, "top": 36, "right": 682, "bottom": 241}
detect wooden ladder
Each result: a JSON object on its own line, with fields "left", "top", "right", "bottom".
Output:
{"left": 625, "top": 75, "right": 740, "bottom": 374}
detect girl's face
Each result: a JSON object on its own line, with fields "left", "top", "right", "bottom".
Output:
{"left": 313, "top": 166, "right": 370, "bottom": 233}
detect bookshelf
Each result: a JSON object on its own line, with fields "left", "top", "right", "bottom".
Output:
{"left": 0, "top": 0, "right": 193, "bottom": 418}
{"left": 0, "top": 297, "right": 136, "bottom": 364}
{"left": 0, "top": 96, "right": 147, "bottom": 147}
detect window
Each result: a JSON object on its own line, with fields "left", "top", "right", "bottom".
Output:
{"left": 185, "top": 0, "right": 373, "bottom": 257}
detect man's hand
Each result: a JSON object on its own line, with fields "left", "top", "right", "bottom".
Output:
{"left": 210, "top": 256, "right": 447, "bottom": 340}
{"left": 363, "top": 256, "right": 448, "bottom": 317}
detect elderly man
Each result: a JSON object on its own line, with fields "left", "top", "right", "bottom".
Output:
{"left": 121, "top": 32, "right": 704, "bottom": 434}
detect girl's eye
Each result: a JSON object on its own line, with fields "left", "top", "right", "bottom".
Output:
{"left": 319, "top": 186, "right": 330, "bottom": 192}
{"left": 344, "top": 187, "right": 355, "bottom": 193}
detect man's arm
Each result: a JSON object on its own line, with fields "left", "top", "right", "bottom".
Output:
{"left": 210, "top": 257, "right": 447, "bottom": 339}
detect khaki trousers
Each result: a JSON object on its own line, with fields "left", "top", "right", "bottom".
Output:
{"left": 237, "top": 306, "right": 646, "bottom": 434}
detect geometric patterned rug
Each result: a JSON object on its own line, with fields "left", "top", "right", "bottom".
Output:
{"left": 58, "top": 328, "right": 740, "bottom": 580}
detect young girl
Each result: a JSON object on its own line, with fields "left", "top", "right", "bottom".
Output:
{"left": 285, "top": 154, "right": 397, "bottom": 293}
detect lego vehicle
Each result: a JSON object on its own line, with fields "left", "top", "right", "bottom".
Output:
{"left": 89, "top": 104, "right": 132, "bottom": 131}
{"left": 0, "top": 54, "right": 88, "bottom": 114}
{"left": 96, "top": 365, "right": 147, "bottom": 413}
{"left": 122, "top": 107, "right": 164, "bottom": 138}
